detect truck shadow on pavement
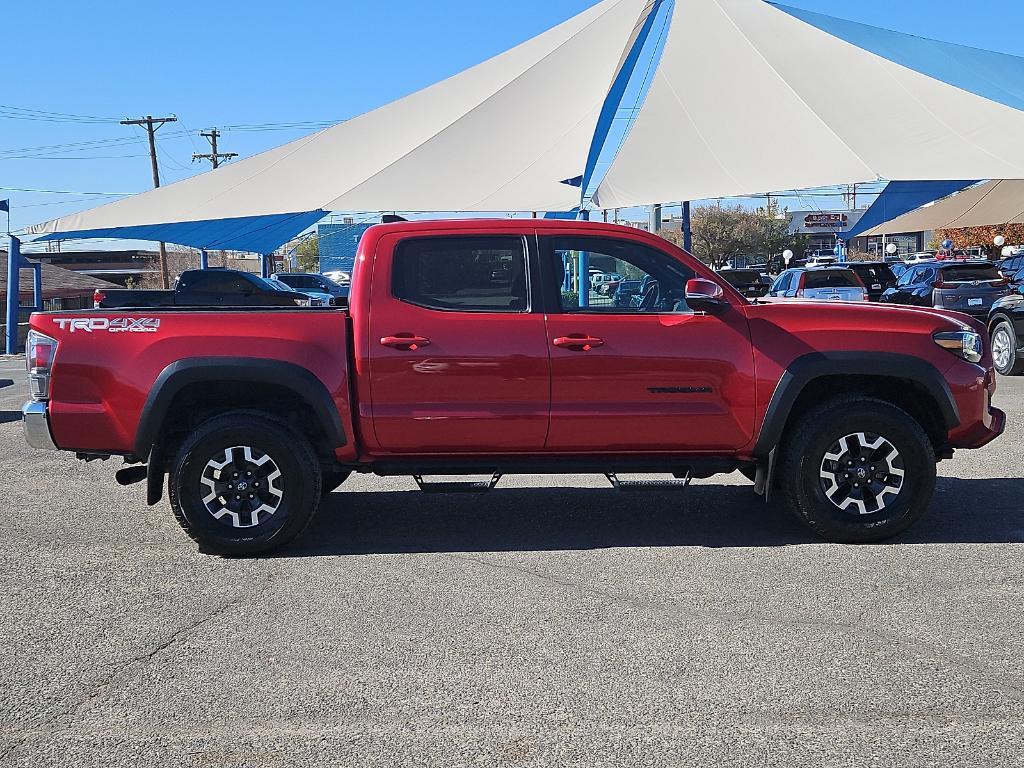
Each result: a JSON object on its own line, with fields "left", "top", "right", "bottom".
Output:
{"left": 282, "top": 476, "right": 1024, "bottom": 556}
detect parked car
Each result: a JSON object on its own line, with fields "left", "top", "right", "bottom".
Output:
{"left": 880, "top": 261, "right": 1011, "bottom": 319}
{"left": 22, "top": 218, "right": 1003, "bottom": 555}
{"left": 844, "top": 262, "right": 898, "bottom": 302}
{"left": 767, "top": 266, "right": 867, "bottom": 302}
{"left": 612, "top": 279, "right": 642, "bottom": 307}
{"left": 266, "top": 278, "right": 332, "bottom": 307}
{"left": 591, "top": 272, "right": 623, "bottom": 294}
{"left": 988, "top": 280, "right": 1024, "bottom": 375}
{"left": 94, "top": 269, "right": 310, "bottom": 309}
{"left": 996, "top": 253, "right": 1024, "bottom": 279}
{"left": 904, "top": 252, "right": 938, "bottom": 265}
{"left": 717, "top": 268, "right": 769, "bottom": 299}
{"left": 272, "top": 272, "right": 349, "bottom": 305}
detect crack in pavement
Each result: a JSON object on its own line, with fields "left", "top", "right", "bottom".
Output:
{"left": 0, "top": 567, "right": 292, "bottom": 763}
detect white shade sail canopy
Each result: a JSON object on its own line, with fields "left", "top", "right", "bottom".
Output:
{"left": 27, "top": 0, "right": 1024, "bottom": 251}
{"left": 595, "top": 0, "right": 1024, "bottom": 208}
{"left": 860, "top": 180, "right": 1024, "bottom": 236}
{"left": 29, "top": 0, "right": 651, "bottom": 242}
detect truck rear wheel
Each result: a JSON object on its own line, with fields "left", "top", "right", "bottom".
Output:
{"left": 168, "top": 411, "right": 322, "bottom": 556}
{"left": 779, "top": 397, "right": 935, "bottom": 543}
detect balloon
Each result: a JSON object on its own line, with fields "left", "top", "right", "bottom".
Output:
{"left": 782, "top": 249, "right": 794, "bottom": 263}
{"left": 942, "top": 239, "right": 954, "bottom": 250}
{"left": 994, "top": 235, "right": 1006, "bottom": 247}
{"left": 886, "top": 243, "right": 899, "bottom": 255}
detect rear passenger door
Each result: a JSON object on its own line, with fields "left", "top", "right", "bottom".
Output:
{"left": 367, "top": 233, "right": 550, "bottom": 453}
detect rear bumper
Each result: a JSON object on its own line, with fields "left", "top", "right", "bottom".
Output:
{"left": 22, "top": 401, "right": 58, "bottom": 451}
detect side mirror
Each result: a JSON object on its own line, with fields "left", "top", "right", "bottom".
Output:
{"left": 686, "top": 278, "right": 728, "bottom": 312}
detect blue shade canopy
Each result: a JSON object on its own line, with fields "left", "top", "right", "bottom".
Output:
{"left": 844, "top": 181, "right": 979, "bottom": 240}
{"left": 33, "top": 210, "right": 329, "bottom": 254}
{"left": 771, "top": 3, "right": 1024, "bottom": 113}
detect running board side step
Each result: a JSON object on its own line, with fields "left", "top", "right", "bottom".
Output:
{"left": 606, "top": 472, "right": 692, "bottom": 492}
{"left": 413, "top": 474, "right": 502, "bottom": 494}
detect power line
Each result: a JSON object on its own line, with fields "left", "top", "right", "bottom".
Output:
{"left": 0, "top": 185, "right": 134, "bottom": 195}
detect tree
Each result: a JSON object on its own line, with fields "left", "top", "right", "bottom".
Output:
{"left": 935, "top": 224, "right": 1024, "bottom": 256}
{"left": 296, "top": 237, "right": 319, "bottom": 273}
{"left": 659, "top": 201, "right": 800, "bottom": 269}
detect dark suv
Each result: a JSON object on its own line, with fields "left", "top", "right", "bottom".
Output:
{"left": 881, "top": 261, "right": 1010, "bottom": 319}
{"left": 845, "top": 262, "right": 898, "bottom": 302}
{"left": 989, "top": 280, "right": 1024, "bottom": 375}
{"left": 717, "top": 269, "right": 769, "bottom": 299}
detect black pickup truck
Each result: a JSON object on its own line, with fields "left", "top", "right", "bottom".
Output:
{"left": 95, "top": 269, "right": 310, "bottom": 309}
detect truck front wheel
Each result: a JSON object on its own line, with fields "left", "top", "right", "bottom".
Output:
{"left": 168, "top": 411, "right": 322, "bottom": 556}
{"left": 779, "top": 397, "right": 936, "bottom": 543}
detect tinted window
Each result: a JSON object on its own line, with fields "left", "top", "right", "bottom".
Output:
{"left": 182, "top": 271, "right": 253, "bottom": 293}
{"left": 392, "top": 236, "right": 528, "bottom": 312}
{"left": 897, "top": 267, "right": 922, "bottom": 286}
{"left": 550, "top": 237, "right": 694, "bottom": 313}
{"left": 850, "top": 264, "right": 896, "bottom": 285}
{"left": 719, "top": 270, "right": 760, "bottom": 287}
{"left": 939, "top": 265, "right": 1002, "bottom": 282}
{"left": 803, "top": 270, "right": 860, "bottom": 289}
{"left": 771, "top": 272, "right": 793, "bottom": 293}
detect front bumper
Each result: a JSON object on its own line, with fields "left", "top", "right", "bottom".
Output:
{"left": 22, "top": 401, "right": 58, "bottom": 451}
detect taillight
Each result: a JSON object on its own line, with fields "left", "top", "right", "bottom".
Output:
{"left": 993, "top": 279, "right": 1009, "bottom": 288}
{"left": 932, "top": 280, "right": 949, "bottom": 289}
{"left": 93, "top": 289, "right": 106, "bottom": 308}
{"left": 796, "top": 289, "right": 806, "bottom": 298}
{"left": 25, "top": 330, "right": 58, "bottom": 401}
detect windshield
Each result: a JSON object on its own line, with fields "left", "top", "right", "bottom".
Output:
{"left": 264, "top": 278, "right": 294, "bottom": 292}
{"left": 803, "top": 270, "right": 861, "bottom": 289}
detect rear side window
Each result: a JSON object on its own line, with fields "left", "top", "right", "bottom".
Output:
{"left": 939, "top": 265, "right": 1002, "bottom": 282}
{"left": 392, "top": 236, "right": 528, "bottom": 312}
{"left": 803, "top": 270, "right": 861, "bottom": 289}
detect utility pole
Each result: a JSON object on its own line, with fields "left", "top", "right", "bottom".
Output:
{"left": 121, "top": 114, "right": 177, "bottom": 288}
{"left": 192, "top": 128, "right": 238, "bottom": 169}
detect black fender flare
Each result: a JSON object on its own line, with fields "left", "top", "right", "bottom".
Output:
{"left": 135, "top": 357, "right": 346, "bottom": 458}
{"left": 752, "top": 351, "right": 960, "bottom": 458}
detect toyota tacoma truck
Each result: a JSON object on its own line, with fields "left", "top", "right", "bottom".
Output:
{"left": 21, "top": 219, "right": 1005, "bottom": 555}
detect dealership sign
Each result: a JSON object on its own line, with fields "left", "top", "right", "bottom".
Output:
{"left": 789, "top": 209, "right": 865, "bottom": 235}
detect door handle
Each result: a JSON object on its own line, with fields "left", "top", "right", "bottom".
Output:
{"left": 381, "top": 334, "right": 431, "bottom": 350}
{"left": 553, "top": 335, "right": 604, "bottom": 351}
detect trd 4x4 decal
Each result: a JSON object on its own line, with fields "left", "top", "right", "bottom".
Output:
{"left": 53, "top": 317, "right": 161, "bottom": 334}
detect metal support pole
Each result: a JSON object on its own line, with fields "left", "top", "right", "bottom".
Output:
{"left": 31, "top": 264, "right": 42, "bottom": 311}
{"left": 5, "top": 235, "right": 19, "bottom": 354}
{"left": 682, "top": 201, "right": 692, "bottom": 253}
{"left": 199, "top": 249, "right": 209, "bottom": 270}
{"left": 649, "top": 204, "right": 662, "bottom": 233}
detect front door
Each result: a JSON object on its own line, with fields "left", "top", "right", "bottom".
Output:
{"left": 367, "top": 232, "right": 550, "bottom": 453}
{"left": 541, "top": 234, "right": 756, "bottom": 452}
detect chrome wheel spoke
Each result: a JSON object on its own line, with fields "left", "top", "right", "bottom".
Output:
{"left": 819, "top": 432, "right": 904, "bottom": 516}
{"left": 199, "top": 445, "right": 284, "bottom": 529}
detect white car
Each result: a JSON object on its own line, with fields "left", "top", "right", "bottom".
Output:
{"left": 590, "top": 272, "right": 623, "bottom": 293}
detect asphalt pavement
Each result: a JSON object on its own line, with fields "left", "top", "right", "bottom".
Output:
{"left": 1, "top": 354, "right": 1022, "bottom": 767}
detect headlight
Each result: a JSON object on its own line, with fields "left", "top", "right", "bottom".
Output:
{"left": 295, "top": 298, "right": 311, "bottom": 307}
{"left": 933, "top": 330, "right": 983, "bottom": 363}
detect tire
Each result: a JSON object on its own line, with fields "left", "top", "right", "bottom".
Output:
{"left": 168, "top": 411, "right": 322, "bottom": 556}
{"left": 779, "top": 397, "right": 936, "bottom": 544}
{"left": 991, "top": 320, "right": 1024, "bottom": 376}
{"left": 321, "top": 469, "right": 351, "bottom": 496}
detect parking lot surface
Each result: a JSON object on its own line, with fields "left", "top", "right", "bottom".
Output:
{"left": 1, "top": 355, "right": 1022, "bottom": 767}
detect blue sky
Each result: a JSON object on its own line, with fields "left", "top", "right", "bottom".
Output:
{"left": 3, "top": 0, "right": 1023, "bottom": 240}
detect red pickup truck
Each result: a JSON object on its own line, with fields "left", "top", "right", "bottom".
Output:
{"left": 21, "top": 219, "right": 1005, "bottom": 554}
